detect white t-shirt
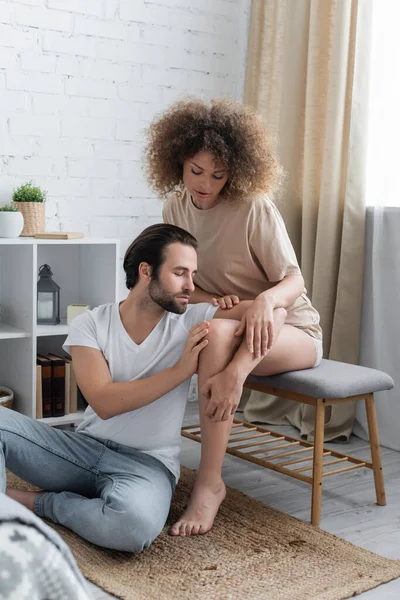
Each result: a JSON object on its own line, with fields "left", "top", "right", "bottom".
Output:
{"left": 63, "top": 302, "right": 218, "bottom": 481}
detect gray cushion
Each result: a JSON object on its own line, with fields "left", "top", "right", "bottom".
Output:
{"left": 246, "top": 358, "right": 394, "bottom": 399}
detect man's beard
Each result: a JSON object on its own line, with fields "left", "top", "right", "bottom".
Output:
{"left": 148, "top": 278, "right": 189, "bottom": 315}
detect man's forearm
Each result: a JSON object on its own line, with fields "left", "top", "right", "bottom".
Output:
{"left": 87, "top": 366, "right": 186, "bottom": 420}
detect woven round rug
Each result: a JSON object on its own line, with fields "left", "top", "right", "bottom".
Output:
{"left": 6, "top": 467, "right": 400, "bottom": 600}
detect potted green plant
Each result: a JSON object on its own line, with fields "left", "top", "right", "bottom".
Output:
{"left": 12, "top": 180, "right": 47, "bottom": 236}
{"left": 0, "top": 204, "right": 24, "bottom": 238}
{"left": 0, "top": 385, "right": 14, "bottom": 409}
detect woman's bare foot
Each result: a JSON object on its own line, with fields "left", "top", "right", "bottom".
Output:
{"left": 6, "top": 488, "right": 39, "bottom": 512}
{"left": 170, "top": 479, "right": 226, "bottom": 536}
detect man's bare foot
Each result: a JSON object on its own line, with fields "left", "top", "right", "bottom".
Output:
{"left": 170, "top": 479, "right": 226, "bottom": 536}
{"left": 6, "top": 488, "right": 40, "bottom": 512}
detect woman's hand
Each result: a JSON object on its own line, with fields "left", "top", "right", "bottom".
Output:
{"left": 201, "top": 369, "right": 244, "bottom": 422}
{"left": 211, "top": 295, "right": 240, "bottom": 310}
{"left": 234, "top": 296, "right": 275, "bottom": 358}
{"left": 176, "top": 321, "right": 209, "bottom": 380}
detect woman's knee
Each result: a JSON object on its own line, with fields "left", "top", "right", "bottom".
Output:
{"left": 206, "top": 318, "right": 241, "bottom": 352}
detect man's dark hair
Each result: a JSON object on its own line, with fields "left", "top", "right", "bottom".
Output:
{"left": 123, "top": 223, "right": 197, "bottom": 289}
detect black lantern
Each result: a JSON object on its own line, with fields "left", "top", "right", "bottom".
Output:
{"left": 37, "top": 264, "right": 60, "bottom": 325}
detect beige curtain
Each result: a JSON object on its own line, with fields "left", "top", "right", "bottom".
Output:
{"left": 243, "top": 0, "right": 373, "bottom": 441}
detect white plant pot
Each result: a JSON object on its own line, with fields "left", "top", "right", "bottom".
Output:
{"left": 0, "top": 212, "right": 24, "bottom": 238}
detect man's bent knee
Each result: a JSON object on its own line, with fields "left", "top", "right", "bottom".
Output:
{"left": 101, "top": 507, "right": 165, "bottom": 552}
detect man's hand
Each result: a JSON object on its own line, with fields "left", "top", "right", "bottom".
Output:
{"left": 176, "top": 321, "right": 209, "bottom": 381}
{"left": 211, "top": 295, "right": 240, "bottom": 310}
{"left": 201, "top": 369, "right": 244, "bottom": 422}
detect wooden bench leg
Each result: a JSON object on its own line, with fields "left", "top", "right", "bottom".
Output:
{"left": 311, "top": 399, "right": 325, "bottom": 526}
{"left": 365, "top": 393, "right": 386, "bottom": 506}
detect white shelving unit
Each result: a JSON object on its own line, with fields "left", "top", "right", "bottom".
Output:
{"left": 0, "top": 237, "right": 119, "bottom": 426}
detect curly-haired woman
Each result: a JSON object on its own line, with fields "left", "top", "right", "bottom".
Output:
{"left": 145, "top": 98, "right": 322, "bottom": 536}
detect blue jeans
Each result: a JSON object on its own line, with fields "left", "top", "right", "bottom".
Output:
{"left": 0, "top": 407, "right": 175, "bottom": 552}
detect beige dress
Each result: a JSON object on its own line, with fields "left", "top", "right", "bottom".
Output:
{"left": 163, "top": 186, "right": 322, "bottom": 340}
{"left": 162, "top": 187, "right": 350, "bottom": 441}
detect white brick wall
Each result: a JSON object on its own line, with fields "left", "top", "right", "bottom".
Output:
{"left": 0, "top": 0, "right": 251, "bottom": 298}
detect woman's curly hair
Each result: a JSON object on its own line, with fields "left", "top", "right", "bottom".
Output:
{"left": 145, "top": 98, "right": 283, "bottom": 203}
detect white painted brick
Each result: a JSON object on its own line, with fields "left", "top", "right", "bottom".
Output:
{"left": 120, "top": 161, "right": 143, "bottom": 180}
{"left": 61, "top": 116, "right": 114, "bottom": 140}
{"left": 74, "top": 15, "right": 126, "bottom": 40}
{"left": 0, "top": 176, "right": 21, "bottom": 204}
{"left": 37, "top": 138, "right": 93, "bottom": 158}
{"left": 31, "top": 93, "right": 68, "bottom": 114}
{"left": 55, "top": 55, "right": 80, "bottom": 76}
{"left": 44, "top": 195, "right": 57, "bottom": 218}
{"left": 20, "top": 52, "right": 56, "bottom": 73}
{"left": 91, "top": 178, "right": 119, "bottom": 198}
{"left": 183, "top": 31, "right": 232, "bottom": 54}
{"left": 0, "top": 1, "right": 14, "bottom": 23}
{"left": 120, "top": 2, "right": 171, "bottom": 26}
{"left": 68, "top": 158, "right": 118, "bottom": 178}
{"left": 14, "top": 5, "right": 73, "bottom": 32}
{"left": 138, "top": 102, "right": 160, "bottom": 122}
{"left": 142, "top": 197, "right": 163, "bottom": 217}
{"left": 0, "top": 90, "right": 26, "bottom": 111}
{"left": 140, "top": 24, "right": 183, "bottom": 50}
{"left": 89, "top": 216, "right": 120, "bottom": 237}
{"left": 6, "top": 70, "right": 64, "bottom": 94}
{"left": 65, "top": 76, "right": 117, "bottom": 99}
{"left": 93, "top": 141, "right": 142, "bottom": 161}
{"left": 0, "top": 47, "right": 19, "bottom": 70}
{"left": 115, "top": 121, "right": 143, "bottom": 142}
{"left": 118, "top": 83, "right": 162, "bottom": 103}
{"left": 11, "top": 0, "right": 44, "bottom": 6}
{"left": 0, "top": 24, "right": 38, "bottom": 50}
{"left": 95, "top": 197, "right": 139, "bottom": 217}
{"left": 43, "top": 177, "right": 91, "bottom": 197}
{"left": 117, "top": 216, "right": 144, "bottom": 239}
{"left": 120, "top": 177, "right": 152, "bottom": 199}
{"left": 41, "top": 31, "right": 97, "bottom": 57}
{"left": 0, "top": 135, "right": 37, "bottom": 156}
{"left": 103, "top": 0, "right": 120, "bottom": 19}
{"left": 46, "top": 0, "right": 103, "bottom": 18}
{"left": 59, "top": 218, "right": 90, "bottom": 234}
{"left": 79, "top": 58, "right": 134, "bottom": 83}
{"left": 95, "top": 35, "right": 141, "bottom": 62}
{"left": 0, "top": 0, "right": 251, "bottom": 244}
{"left": 9, "top": 114, "right": 59, "bottom": 137}
{"left": 7, "top": 156, "right": 65, "bottom": 176}
{"left": 128, "top": 42, "right": 167, "bottom": 67}
{"left": 142, "top": 65, "right": 188, "bottom": 88}
{"left": 57, "top": 196, "right": 94, "bottom": 218}
{"left": 187, "top": 70, "right": 228, "bottom": 91}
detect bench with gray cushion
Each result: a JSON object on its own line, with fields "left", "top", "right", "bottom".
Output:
{"left": 182, "top": 359, "right": 394, "bottom": 526}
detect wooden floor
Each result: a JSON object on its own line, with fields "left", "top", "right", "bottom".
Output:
{"left": 89, "top": 402, "right": 400, "bottom": 600}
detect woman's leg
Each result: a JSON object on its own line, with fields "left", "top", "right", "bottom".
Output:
{"left": 170, "top": 314, "right": 315, "bottom": 537}
{"left": 170, "top": 319, "right": 241, "bottom": 536}
{"left": 171, "top": 310, "right": 288, "bottom": 536}
{"left": 250, "top": 324, "right": 317, "bottom": 377}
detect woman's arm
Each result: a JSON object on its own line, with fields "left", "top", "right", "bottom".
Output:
{"left": 258, "top": 274, "right": 304, "bottom": 309}
{"left": 231, "top": 274, "right": 304, "bottom": 358}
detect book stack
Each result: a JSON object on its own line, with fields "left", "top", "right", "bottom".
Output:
{"left": 36, "top": 354, "right": 81, "bottom": 419}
